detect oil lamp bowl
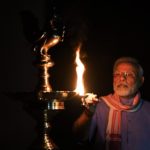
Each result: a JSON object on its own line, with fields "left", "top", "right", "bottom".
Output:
{"left": 37, "top": 90, "right": 82, "bottom": 110}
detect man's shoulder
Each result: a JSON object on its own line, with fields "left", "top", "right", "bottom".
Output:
{"left": 142, "top": 99, "right": 150, "bottom": 104}
{"left": 96, "top": 97, "right": 109, "bottom": 109}
{"left": 141, "top": 99, "right": 150, "bottom": 110}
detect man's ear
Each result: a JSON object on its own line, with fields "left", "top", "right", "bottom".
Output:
{"left": 139, "top": 76, "right": 144, "bottom": 87}
{"left": 141, "top": 76, "right": 144, "bottom": 84}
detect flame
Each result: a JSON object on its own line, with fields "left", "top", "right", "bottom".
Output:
{"left": 74, "top": 46, "right": 85, "bottom": 96}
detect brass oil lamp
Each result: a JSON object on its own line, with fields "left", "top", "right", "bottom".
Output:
{"left": 31, "top": 13, "right": 82, "bottom": 150}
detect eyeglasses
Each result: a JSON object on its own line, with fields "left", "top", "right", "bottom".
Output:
{"left": 113, "top": 71, "right": 136, "bottom": 79}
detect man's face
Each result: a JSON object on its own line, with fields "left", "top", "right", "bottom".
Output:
{"left": 113, "top": 63, "right": 143, "bottom": 99}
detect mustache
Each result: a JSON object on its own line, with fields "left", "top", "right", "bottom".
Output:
{"left": 116, "top": 83, "right": 128, "bottom": 88}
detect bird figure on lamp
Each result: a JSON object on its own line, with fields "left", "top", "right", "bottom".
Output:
{"left": 20, "top": 7, "right": 65, "bottom": 98}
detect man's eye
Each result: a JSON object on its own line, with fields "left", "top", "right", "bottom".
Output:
{"left": 113, "top": 73, "right": 120, "bottom": 77}
{"left": 127, "top": 73, "right": 135, "bottom": 78}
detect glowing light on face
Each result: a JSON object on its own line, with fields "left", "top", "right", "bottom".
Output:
{"left": 113, "top": 63, "right": 140, "bottom": 98}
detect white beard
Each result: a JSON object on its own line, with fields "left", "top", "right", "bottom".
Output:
{"left": 114, "top": 83, "right": 138, "bottom": 97}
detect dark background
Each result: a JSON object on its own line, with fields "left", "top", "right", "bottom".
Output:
{"left": 0, "top": 0, "right": 150, "bottom": 149}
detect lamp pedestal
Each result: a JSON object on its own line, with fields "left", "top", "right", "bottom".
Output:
{"left": 28, "top": 91, "right": 82, "bottom": 150}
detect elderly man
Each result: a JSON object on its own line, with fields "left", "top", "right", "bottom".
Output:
{"left": 73, "top": 57, "right": 150, "bottom": 150}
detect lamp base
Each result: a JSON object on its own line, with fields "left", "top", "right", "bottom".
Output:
{"left": 29, "top": 91, "right": 82, "bottom": 150}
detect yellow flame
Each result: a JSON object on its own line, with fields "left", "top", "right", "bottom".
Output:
{"left": 74, "top": 46, "right": 85, "bottom": 96}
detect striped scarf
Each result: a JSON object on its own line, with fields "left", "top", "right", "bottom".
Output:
{"left": 101, "top": 92, "right": 142, "bottom": 150}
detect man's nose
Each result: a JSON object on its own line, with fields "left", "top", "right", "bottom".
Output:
{"left": 120, "top": 73, "right": 127, "bottom": 80}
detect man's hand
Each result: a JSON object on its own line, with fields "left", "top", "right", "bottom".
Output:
{"left": 82, "top": 93, "right": 99, "bottom": 114}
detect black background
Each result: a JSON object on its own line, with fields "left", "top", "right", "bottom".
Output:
{"left": 0, "top": 0, "right": 150, "bottom": 149}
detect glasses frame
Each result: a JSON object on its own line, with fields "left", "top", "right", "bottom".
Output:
{"left": 113, "top": 71, "right": 136, "bottom": 79}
